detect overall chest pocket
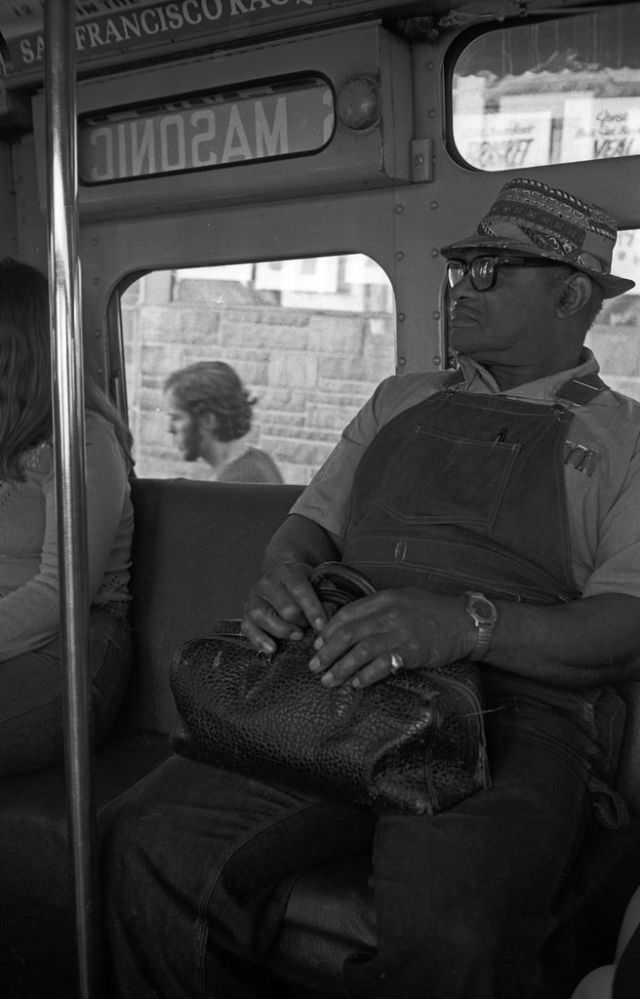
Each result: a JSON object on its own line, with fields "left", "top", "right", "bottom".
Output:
{"left": 365, "top": 425, "right": 521, "bottom": 531}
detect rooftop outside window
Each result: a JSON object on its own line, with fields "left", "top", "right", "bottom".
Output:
{"left": 452, "top": 5, "right": 640, "bottom": 171}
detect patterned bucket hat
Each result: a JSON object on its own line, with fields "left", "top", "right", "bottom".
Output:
{"left": 441, "top": 176, "right": 635, "bottom": 299}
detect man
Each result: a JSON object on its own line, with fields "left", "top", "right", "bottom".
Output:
{"left": 103, "top": 177, "right": 640, "bottom": 999}
{"left": 164, "top": 360, "right": 283, "bottom": 483}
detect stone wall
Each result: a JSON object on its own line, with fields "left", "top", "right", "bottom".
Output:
{"left": 586, "top": 287, "right": 640, "bottom": 399}
{"left": 122, "top": 272, "right": 396, "bottom": 484}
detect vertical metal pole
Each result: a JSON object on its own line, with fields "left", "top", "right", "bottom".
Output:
{"left": 44, "top": 5, "right": 99, "bottom": 998}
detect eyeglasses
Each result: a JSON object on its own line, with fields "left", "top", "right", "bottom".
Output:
{"left": 446, "top": 255, "right": 563, "bottom": 292}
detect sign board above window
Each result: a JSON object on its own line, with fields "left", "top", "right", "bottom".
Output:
{"left": 0, "top": 0, "right": 412, "bottom": 86}
{"left": 78, "top": 76, "right": 334, "bottom": 182}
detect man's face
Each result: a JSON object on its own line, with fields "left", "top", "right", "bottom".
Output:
{"left": 166, "top": 391, "right": 202, "bottom": 462}
{"left": 446, "top": 252, "right": 563, "bottom": 368}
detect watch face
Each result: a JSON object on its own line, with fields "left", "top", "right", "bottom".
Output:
{"left": 468, "top": 593, "right": 497, "bottom": 625}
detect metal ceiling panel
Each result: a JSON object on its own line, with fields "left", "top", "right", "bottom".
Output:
{"left": 0, "top": 0, "right": 633, "bottom": 90}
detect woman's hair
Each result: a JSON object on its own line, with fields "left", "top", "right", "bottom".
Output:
{"left": 85, "top": 380, "right": 135, "bottom": 475}
{"left": 164, "top": 361, "right": 256, "bottom": 442}
{"left": 0, "top": 257, "right": 133, "bottom": 480}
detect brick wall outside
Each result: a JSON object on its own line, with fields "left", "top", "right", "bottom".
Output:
{"left": 585, "top": 276, "right": 640, "bottom": 400}
{"left": 122, "top": 272, "right": 396, "bottom": 484}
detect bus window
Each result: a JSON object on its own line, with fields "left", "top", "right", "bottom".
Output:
{"left": 121, "top": 255, "right": 395, "bottom": 484}
{"left": 587, "top": 228, "right": 640, "bottom": 399}
{"left": 451, "top": 4, "right": 640, "bottom": 171}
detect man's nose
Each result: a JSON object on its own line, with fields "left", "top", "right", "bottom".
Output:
{"left": 452, "top": 268, "right": 475, "bottom": 293}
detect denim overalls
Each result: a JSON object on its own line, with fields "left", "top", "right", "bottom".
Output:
{"left": 337, "top": 376, "right": 628, "bottom": 999}
{"left": 340, "top": 375, "right": 626, "bottom": 775}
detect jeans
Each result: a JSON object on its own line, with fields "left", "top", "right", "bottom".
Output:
{"left": 0, "top": 605, "right": 132, "bottom": 777}
{"left": 101, "top": 684, "right": 620, "bottom": 999}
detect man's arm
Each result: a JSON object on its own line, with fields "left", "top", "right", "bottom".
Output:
{"left": 489, "top": 591, "right": 640, "bottom": 687}
{"left": 244, "top": 514, "right": 640, "bottom": 688}
{"left": 306, "top": 588, "right": 640, "bottom": 690}
{"left": 241, "top": 513, "right": 342, "bottom": 655}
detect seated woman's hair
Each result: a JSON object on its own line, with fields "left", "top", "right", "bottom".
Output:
{"left": 0, "top": 257, "right": 132, "bottom": 480}
{"left": 0, "top": 257, "right": 52, "bottom": 479}
{"left": 164, "top": 361, "right": 256, "bottom": 442}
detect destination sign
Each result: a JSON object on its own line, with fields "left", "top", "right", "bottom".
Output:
{"left": 78, "top": 79, "right": 334, "bottom": 182}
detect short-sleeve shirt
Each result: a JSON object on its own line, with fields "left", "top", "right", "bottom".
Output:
{"left": 219, "top": 446, "right": 283, "bottom": 484}
{"left": 0, "top": 411, "right": 132, "bottom": 660}
{"left": 291, "top": 350, "right": 640, "bottom": 600}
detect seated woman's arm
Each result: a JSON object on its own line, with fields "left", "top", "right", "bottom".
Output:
{"left": 0, "top": 413, "right": 129, "bottom": 661}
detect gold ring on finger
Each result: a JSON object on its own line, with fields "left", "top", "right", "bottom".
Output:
{"left": 389, "top": 651, "right": 405, "bottom": 676}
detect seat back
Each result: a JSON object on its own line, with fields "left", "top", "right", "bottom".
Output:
{"left": 127, "top": 478, "right": 302, "bottom": 734}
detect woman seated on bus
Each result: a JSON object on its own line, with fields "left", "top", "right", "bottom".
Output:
{"left": 164, "top": 360, "right": 283, "bottom": 483}
{"left": 0, "top": 257, "right": 134, "bottom": 777}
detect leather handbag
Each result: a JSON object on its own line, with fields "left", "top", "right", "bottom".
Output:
{"left": 170, "top": 562, "right": 490, "bottom": 815}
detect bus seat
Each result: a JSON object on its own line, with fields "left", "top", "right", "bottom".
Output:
{"left": 125, "top": 478, "right": 304, "bottom": 734}
{"left": 0, "top": 478, "right": 301, "bottom": 995}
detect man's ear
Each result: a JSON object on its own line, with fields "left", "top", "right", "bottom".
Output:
{"left": 556, "top": 273, "right": 593, "bottom": 317}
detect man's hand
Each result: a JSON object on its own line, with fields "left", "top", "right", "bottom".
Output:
{"left": 241, "top": 561, "right": 329, "bottom": 655}
{"left": 240, "top": 513, "right": 342, "bottom": 655}
{"left": 308, "top": 588, "right": 476, "bottom": 688}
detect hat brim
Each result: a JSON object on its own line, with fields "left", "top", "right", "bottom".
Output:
{"left": 441, "top": 234, "right": 635, "bottom": 299}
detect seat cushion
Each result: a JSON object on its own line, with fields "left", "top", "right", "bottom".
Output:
{"left": 268, "top": 857, "right": 375, "bottom": 997}
{"left": 267, "top": 821, "right": 640, "bottom": 998}
{"left": 0, "top": 728, "right": 170, "bottom": 911}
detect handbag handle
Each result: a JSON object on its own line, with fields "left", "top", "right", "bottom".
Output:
{"left": 310, "top": 561, "right": 376, "bottom": 612}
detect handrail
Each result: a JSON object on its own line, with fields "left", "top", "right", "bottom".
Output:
{"left": 44, "top": 4, "right": 100, "bottom": 998}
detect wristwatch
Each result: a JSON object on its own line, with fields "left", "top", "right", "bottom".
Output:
{"left": 464, "top": 591, "right": 498, "bottom": 662}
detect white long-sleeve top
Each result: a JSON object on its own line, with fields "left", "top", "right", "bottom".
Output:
{"left": 0, "top": 410, "right": 133, "bottom": 661}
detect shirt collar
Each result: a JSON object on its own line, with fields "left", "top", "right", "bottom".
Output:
{"left": 455, "top": 349, "right": 600, "bottom": 402}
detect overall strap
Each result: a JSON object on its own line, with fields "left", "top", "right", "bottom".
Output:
{"left": 555, "top": 371, "right": 609, "bottom": 407}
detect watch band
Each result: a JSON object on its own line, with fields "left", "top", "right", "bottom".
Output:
{"left": 465, "top": 591, "right": 498, "bottom": 662}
